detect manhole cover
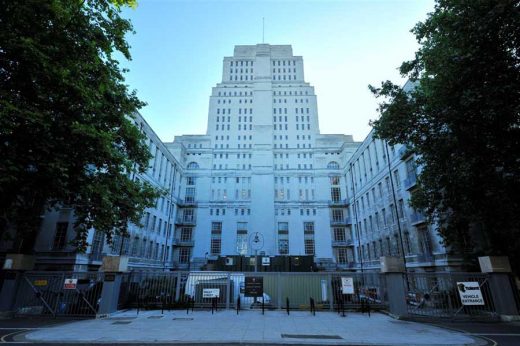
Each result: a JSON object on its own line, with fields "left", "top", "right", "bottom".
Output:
{"left": 173, "top": 318, "right": 194, "bottom": 321}
{"left": 112, "top": 321, "right": 132, "bottom": 325}
{"left": 281, "top": 334, "right": 343, "bottom": 340}
{"left": 147, "top": 316, "right": 164, "bottom": 319}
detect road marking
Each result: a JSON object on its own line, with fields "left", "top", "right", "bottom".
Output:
{"left": 0, "top": 328, "right": 38, "bottom": 330}
{"left": 470, "top": 333, "right": 520, "bottom": 336}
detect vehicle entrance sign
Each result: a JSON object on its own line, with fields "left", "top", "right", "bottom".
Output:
{"left": 341, "top": 277, "right": 354, "bottom": 294}
{"left": 245, "top": 276, "right": 263, "bottom": 297}
{"left": 202, "top": 288, "right": 220, "bottom": 298}
{"left": 457, "top": 282, "right": 484, "bottom": 305}
{"left": 63, "top": 278, "right": 78, "bottom": 290}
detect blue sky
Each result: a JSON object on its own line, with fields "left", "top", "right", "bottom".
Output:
{"left": 120, "top": 0, "right": 435, "bottom": 142}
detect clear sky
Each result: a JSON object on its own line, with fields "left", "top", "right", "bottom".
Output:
{"left": 120, "top": 0, "right": 435, "bottom": 142}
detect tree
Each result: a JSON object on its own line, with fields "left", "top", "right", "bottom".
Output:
{"left": 369, "top": 0, "right": 520, "bottom": 272}
{"left": 0, "top": 0, "right": 161, "bottom": 252}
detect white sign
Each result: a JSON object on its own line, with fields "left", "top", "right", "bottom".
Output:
{"left": 3, "top": 259, "right": 13, "bottom": 269}
{"left": 262, "top": 257, "right": 270, "bottom": 266}
{"left": 202, "top": 288, "right": 220, "bottom": 298}
{"left": 63, "top": 278, "right": 78, "bottom": 290}
{"left": 456, "top": 281, "right": 485, "bottom": 305}
{"left": 341, "top": 277, "right": 354, "bottom": 294}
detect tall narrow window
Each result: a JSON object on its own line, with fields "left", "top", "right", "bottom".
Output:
{"left": 304, "top": 222, "right": 315, "bottom": 255}
{"left": 210, "top": 222, "right": 222, "bottom": 255}
{"left": 278, "top": 222, "right": 289, "bottom": 255}
{"left": 53, "top": 222, "right": 68, "bottom": 250}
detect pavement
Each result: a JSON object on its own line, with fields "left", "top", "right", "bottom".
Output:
{"left": 10, "top": 309, "right": 485, "bottom": 345}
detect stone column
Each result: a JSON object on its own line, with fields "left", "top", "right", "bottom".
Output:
{"left": 0, "top": 271, "right": 22, "bottom": 318}
{"left": 97, "top": 256, "right": 128, "bottom": 317}
{"left": 381, "top": 256, "right": 408, "bottom": 319}
{"left": 479, "top": 256, "right": 519, "bottom": 321}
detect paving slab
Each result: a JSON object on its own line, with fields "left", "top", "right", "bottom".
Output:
{"left": 23, "top": 309, "right": 482, "bottom": 345}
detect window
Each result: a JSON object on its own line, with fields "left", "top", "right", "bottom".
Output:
{"left": 327, "top": 161, "right": 340, "bottom": 169}
{"left": 187, "top": 162, "right": 199, "bottom": 169}
{"left": 179, "top": 248, "right": 190, "bottom": 264}
{"left": 330, "top": 176, "right": 340, "bottom": 185}
{"left": 278, "top": 222, "right": 289, "bottom": 255}
{"left": 180, "top": 227, "right": 192, "bottom": 241}
{"left": 330, "top": 208, "right": 345, "bottom": 224}
{"left": 337, "top": 248, "right": 348, "bottom": 264}
{"left": 210, "top": 222, "right": 222, "bottom": 255}
{"left": 53, "top": 222, "right": 68, "bottom": 250}
{"left": 330, "top": 187, "right": 341, "bottom": 202}
{"left": 304, "top": 222, "right": 315, "bottom": 255}
{"left": 236, "top": 222, "right": 248, "bottom": 255}
{"left": 333, "top": 227, "right": 346, "bottom": 242}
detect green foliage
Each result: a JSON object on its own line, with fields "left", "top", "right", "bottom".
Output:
{"left": 369, "top": 0, "right": 520, "bottom": 272}
{"left": 0, "top": 0, "right": 160, "bottom": 252}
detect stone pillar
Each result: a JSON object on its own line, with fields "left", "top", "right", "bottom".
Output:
{"left": 97, "top": 256, "right": 128, "bottom": 317}
{"left": 381, "top": 256, "right": 408, "bottom": 319}
{"left": 0, "top": 271, "right": 22, "bottom": 318}
{"left": 479, "top": 256, "right": 519, "bottom": 320}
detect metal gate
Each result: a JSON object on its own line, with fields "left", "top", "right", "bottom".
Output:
{"left": 405, "top": 272, "right": 498, "bottom": 320}
{"left": 119, "top": 271, "right": 388, "bottom": 312}
{"left": 13, "top": 271, "right": 104, "bottom": 317}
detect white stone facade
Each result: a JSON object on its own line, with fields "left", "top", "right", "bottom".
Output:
{"left": 1, "top": 44, "right": 460, "bottom": 272}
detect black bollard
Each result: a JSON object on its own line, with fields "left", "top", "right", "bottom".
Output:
{"left": 262, "top": 296, "right": 265, "bottom": 315}
{"left": 186, "top": 296, "right": 190, "bottom": 315}
{"left": 341, "top": 297, "right": 345, "bottom": 317}
{"left": 310, "top": 297, "right": 315, "bottom": 316}
{"left": 286, "top": 297, "right": 290, "bottom": 315}
{"left": 137, "top": 295, "right": 140, "bottom": 315}
{"left": 237, "top": 296, "right": 240, "bottom": 315}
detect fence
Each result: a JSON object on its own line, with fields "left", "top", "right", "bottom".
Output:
{"left": 405, "top": 272, "right": 498, "bottom": 320}
{"left": 6, "top": 269, "right": 515, "bottom": 320}
{"left": 117, "top": 271, "right": 387, "bottom": 312}
{"left": 13, "top": 271, "right": 104, "bottom": 317}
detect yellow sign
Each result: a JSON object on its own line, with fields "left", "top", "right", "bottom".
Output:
{"left": 33, "top": 280, "right": 48, "bottom": 287}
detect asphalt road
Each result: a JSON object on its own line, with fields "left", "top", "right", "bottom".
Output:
{"left": 423, "top": 320, "right": 520, "bottom": 346}
{"left": 1, "top": 317, "right": 520, "bottom": 345}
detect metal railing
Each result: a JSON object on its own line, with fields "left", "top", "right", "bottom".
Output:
{"left": 405, "top": 272, "right": 498, "bottom": 320}
{"left": 13, "top": 271, "right": 104, "bottom": 317}
{"left": 118, "top": 271, "right": 388, "bottom": 312}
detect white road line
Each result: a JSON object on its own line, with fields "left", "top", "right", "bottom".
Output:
{"left": 470, "top": 333, "right": 520, "bottom": 336}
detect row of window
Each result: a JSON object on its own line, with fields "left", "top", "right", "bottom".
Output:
{"left": 216, "top": 98, "right": 252, "bottom": 104}
{"left": 230, "top": 68, "right": 253, "bottom": 74}
{"left": 272, "top": 60, "right": 297, "bottom": 66}
{"left": 273, "top": 75, "right": 297, "bottom": 81}
{"left": 274, "top": 98, "right": 309, "bottom": 104}
{"left": 217, "top": 91, "right": 253, "bottom": 97}
{"left": 273, "top": 107, "right": 310, "bottom": 114}
{"left": 273, "top": 90, "right": 308, "bottom": 96}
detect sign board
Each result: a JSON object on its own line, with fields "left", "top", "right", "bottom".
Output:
{"left": 34, "top": 279, "right": 48, "bottom": 287}
{"left": 341, "top": 277, "right": 355, "bottom": 294}
{"left": 262, "top": 257, "right": 270, "bottom": 266}
{"left": 3, "top": 259, "right": 13, "bottom": 270}
{"left": 104, "top": 273, "right": 115, "bottom": 282}
{"left": 457, "top": 281, "right": 485, "bottom": 305}
{"left": 202, "top": 288, "right": 220, "bottom": 298}
{"left": 244, "top": 276, "right": 263, "bottom": 297}
{"left": 63, "top": 278, "right": 78, "bottom": 290}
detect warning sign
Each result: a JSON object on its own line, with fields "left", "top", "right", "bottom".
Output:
{"left": 341, "top": 277, "right": 354, "bottom": 294}
{"left": 202, "top": 288, "right": 220, "bottom": 298}
{"left": 63, "top": 278, "right": 78, "bottom": 290}
{"left": 456, "top": 281, "right": 484, "bottom": 305}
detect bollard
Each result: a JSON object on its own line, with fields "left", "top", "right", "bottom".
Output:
{"left": 310, "top": 297, "right": 316, "bottom": 316}
{"left": 341, "top": 297, "right": 345, "bottom": 317}
{"left": 286, "top": 297, "right": 290, "bottom": 315}
{"left": 262, "top": 296, "right": 265, "bottom": 315}
{"left": 236, "top": 296, "right": 240, "bottom": 315}
{"left": 137, "top": 295, "right": 140, "bottom": 315}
